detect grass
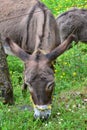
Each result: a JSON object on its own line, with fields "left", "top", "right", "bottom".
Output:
{"left": 41, "top": 0, "right": 87, "bottom": 16}
{"left": 0, "top": 43, "right": 87, "bottom": 130}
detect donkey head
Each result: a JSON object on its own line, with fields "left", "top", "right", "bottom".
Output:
{"left": 5, "top": 34, "right": 75, "bottom": 119}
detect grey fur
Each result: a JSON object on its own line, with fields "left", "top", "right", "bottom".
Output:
{"left": 56, "top": 8, "right": 87, "bottom": 43}
{"left": 0, "top": 1, "right": 60, "bottom": 54}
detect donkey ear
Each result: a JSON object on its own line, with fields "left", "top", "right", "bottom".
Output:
{"left": 46, "top": 34, "right": 75, "bottom": 61}
{"left": 5, "top": 37, "right": 30, "bottom": 62}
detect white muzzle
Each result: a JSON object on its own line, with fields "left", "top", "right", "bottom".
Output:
{"left": 34, "top": 105, "right": 51, "bottom": 119}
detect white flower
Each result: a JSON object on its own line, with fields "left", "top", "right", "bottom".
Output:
{"left": 59, "top": 122, "right": 61, "bottom": 124}
{"left": 45, "top": 124, "right": 48, "bottom": 126}
{"left": 8, "top": 109, "right": 10, "bottom": 112}
{"left": 57, "top": 112, "right": 60, "bottom": 115}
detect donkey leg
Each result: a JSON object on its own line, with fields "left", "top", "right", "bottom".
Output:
{"left": 3, "top": 83, "right": 14, "bottom": 105}
{"left": 0, "top": 39, "right": 14, "bottom": 105}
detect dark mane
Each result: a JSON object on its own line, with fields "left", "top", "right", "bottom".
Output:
{"left": 26, "top": 3, "right": 38, "bottom": 46}
{"left": 57, "top": 8, "right": 87, "bottom": 19}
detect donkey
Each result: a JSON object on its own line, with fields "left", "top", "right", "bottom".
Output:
{"left": 56, "top": 8, "right": 87, "bottom": 44}
{"left": 2, "top": 1, "right": 75, "bottom": 119}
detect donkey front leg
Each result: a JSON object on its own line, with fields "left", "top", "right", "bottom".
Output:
{"left": 0, "top": 39, "right": 14, "bottom": 105}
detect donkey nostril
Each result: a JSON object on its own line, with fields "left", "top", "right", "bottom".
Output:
{"left": 34, "top": 114, "right": 38, "bottom": 119}
{"left": 47, "top": 114, "right": 50, "bottom": 118}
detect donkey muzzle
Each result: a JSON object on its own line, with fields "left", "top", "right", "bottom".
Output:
{"left": 34, "top": 105, "right": 51, "bottom": 120}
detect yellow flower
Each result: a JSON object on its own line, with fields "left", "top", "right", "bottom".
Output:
{"left": 63, "top": 62, "right": 67, "bottom": 65}
{"left": 60, "top": 75, "right": 63, "bottom": 78}
{"left": 73, "top": 72, "right": 77, "bottom": 76}
{"left": 55, "top": 69, "right": 57, "bottom": 73}
{"left": 62, "top": 72, "right": 65, "bottom": 76}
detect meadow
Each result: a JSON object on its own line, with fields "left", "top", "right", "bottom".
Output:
{"left": 0, "top": 0, "right": 87, "bottom": 130}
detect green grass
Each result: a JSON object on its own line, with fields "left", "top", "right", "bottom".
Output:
{"left": 41, "top": 0, "right": 87, "bottom": 16}
{"left": 0, "top": 0, "right": 87, "bottom": 129}
{"left": 0, "top": 43, "right": 87, "bottom": 130}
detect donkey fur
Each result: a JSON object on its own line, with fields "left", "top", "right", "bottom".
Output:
{"left": 56, "top": 8, "right": 87, "bottom": 43}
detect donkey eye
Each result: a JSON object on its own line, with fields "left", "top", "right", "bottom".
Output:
{"left": 46, "top": 82, "right": 54, "bottom": 91}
